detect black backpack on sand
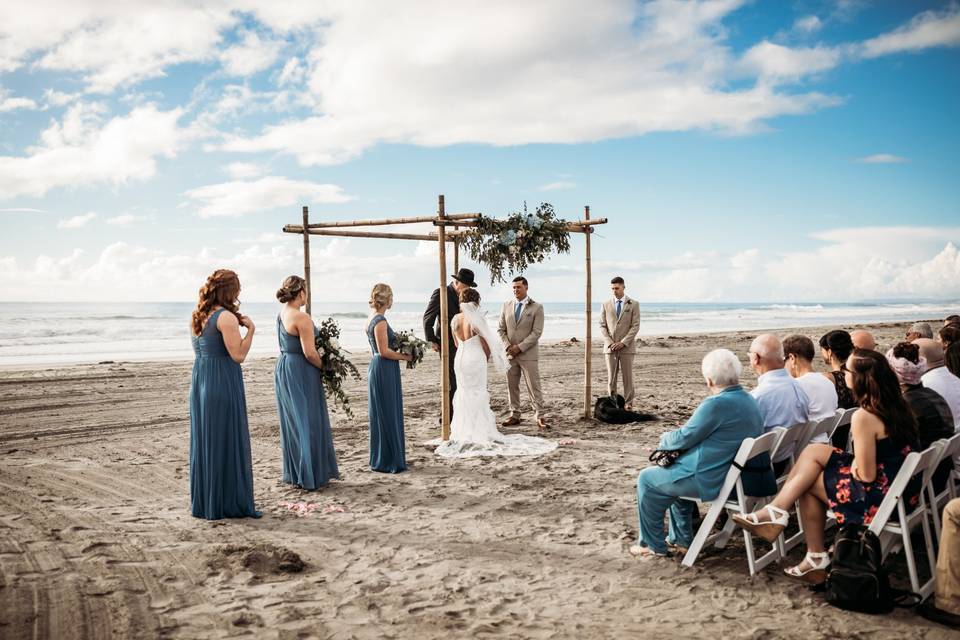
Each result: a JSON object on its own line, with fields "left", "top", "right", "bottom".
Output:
{"left": 824, "top": 525, "right": 919, "bottom": 614}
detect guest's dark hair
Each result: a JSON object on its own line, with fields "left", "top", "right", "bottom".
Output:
{"left": 276, "top": 275, "right": 306, "bottom": 303}
{"left": 512, "top": 276, "right": 528, "bottom": 286}
{"left": 946, "top": 343, "right": 960, "bottom": 378}
{"left": 819, "top": 329, "right": 854, "bottom": 363}
{"left": 940, "top": 325, "right": 960, "bottom": 349}
{"left": 892, "top": 341, "right": 920, "bottom": 364}
{"left": 945, "top": 314, "right": 960, "bottom": 326}
{"left": 782, "top": 334, "right": 815, "bottom": 362}
{"left": 459, "top": 288, "right": 481, "bottom": 304}
{"left": 846, "top": 348, "right": 918, "bottom": 443}
{"left": 611, "top": 276, "right": 624, "bottom": 285}
{"left": 192, "top": 269, "right": 242, "bottom": 336}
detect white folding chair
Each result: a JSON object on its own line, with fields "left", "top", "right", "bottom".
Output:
{"left": 834, "top": 407, "right": 856, "bottom": 451}
{"left": 801, "top": 411, "right": 845, "bottom": 452}
{"left": 679, "top": 431, "right": 780, "bottom": 576}
{"left": 867, "top": 446, "right": 942, "bottom": 600}
{"left": 928, "top": 434, "right": 960, "bottom": 541}
{"left": 769, "top": 422, "right": 815, "bottom": 556}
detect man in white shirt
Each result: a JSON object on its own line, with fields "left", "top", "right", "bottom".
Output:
{"left": 917, "top": 338, "right": 960, "bottom": 431}
{"left": 599, "top": 276, "right": 641, "bottom": 410}
{"left": 783, "top": 334, "right": 837, "bottom": 444}
{"left": 748, "top": 334, "right": 810, "bottom": 462}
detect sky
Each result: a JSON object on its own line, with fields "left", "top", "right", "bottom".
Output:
{"left": 0, "top": 0, "right": 958, "bottom": 304}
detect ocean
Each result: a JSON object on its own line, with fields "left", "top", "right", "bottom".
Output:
{"left": 0, "top": 300, "right": 956, "bottom": 367}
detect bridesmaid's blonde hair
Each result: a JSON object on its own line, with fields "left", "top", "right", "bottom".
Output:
{"left": 369, "top": 283, "right": 393, "bottom": 310}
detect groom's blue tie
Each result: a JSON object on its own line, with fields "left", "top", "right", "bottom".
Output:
{"left": 514, "top": 302, "right": 522, "bottom": 323}
{"left": 616, "top": 299, "right": 622, "bottom": 318}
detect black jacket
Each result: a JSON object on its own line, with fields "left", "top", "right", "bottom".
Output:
{"left": 423, "top": 284, "right": 461, "bottom": 346}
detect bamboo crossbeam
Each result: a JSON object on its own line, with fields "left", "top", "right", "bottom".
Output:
{"left": 304, "top": 213, "right": 479, "bottom": 229}
{"left": 434, "top": 218, "right": 607, "bottom": 230}
{"left": 283, "top": 226, "right": 440, "bottom": 241}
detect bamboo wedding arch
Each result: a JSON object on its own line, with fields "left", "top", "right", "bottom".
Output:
{"left": 282, "top": 195, "right": 607, "bottom": 440}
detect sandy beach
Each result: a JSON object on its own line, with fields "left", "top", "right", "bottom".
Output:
{"left": 0, "top": 320, "right": 954, "bottom": 639}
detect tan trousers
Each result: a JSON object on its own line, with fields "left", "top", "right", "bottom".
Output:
{"left": 938, "top": 498, "right": 960, "bottom": 615}
{"left": 507, "top": 359, "right": 545, "bottom": 419}
{"left": 605, "top": 351, "right": 635, "bottom": 405}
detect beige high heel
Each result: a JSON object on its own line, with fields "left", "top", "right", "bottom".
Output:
{"left": 784, "top": 551, "right": 830, "bottom": 584}
{"left": 731, "top": 505, "right": 789, "bottom": 543}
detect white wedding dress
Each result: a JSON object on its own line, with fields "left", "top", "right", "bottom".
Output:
{"left": 434, "top": 303, "right": 557, "bottom": 459}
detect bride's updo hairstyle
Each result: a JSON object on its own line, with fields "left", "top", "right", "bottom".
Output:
{"left": 369, "top": 283, "right": 393, "bottom": 310}
{"left": 459, "top": 288, "right": 480, "bottom": 305}
{"left": 276, "top": 275, "right": 306, "bottom": 303}
{"left": 192, "top": 269, "right": 242, "bottom": 336}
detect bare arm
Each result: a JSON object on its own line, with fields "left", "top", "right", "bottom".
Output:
{"left": 294, "top": 313, "right": 323, "bottom": 368}
{"left": 218, "top": 311, "right": 255, "bottom": 364}
{"left": 374, "top": 320, "right": 412, "bottom": 361}
{"left": 850, "top": 410, "right": 879, "bottom": 483}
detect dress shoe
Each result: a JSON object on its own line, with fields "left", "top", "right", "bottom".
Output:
{"left": 501, "top": 416, "right": 522, "bottom": 427}
{"left": 537, "top": 418, "right": 549, "bottom": 430}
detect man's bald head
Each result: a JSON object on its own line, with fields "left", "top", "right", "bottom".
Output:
{"left": 749, "top": 333, "right": 785, "bottom": 374}
{"left": 851, "top": 329, "right": 876, "bottom": 351}
{"left": 915, "top": 338, "right": 945, "bottom": 370}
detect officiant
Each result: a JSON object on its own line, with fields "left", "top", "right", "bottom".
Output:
{"left": 423, "top": 267, "right": 477, "bottom": 419}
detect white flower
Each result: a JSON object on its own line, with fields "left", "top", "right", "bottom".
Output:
{"left": 329, "top": 337, "right": 340, "bottom": 351}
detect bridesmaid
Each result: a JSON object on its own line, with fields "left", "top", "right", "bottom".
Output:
{"left": 274, "top": 275, "right": 340, "bottom": 490}
{"left": 189, "top": 269, "right": 260, "bottom": 520}
{"left": 366, "top": 283, "right": 413, "bottom": 473}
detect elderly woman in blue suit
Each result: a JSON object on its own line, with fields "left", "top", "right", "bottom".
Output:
{"left": 630, "top": 348, "right": 764, "bottom": 558}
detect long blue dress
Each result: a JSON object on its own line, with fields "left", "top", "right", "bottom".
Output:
{"left": 189, "top": 308, "right": 259, "bottom": 519}
{"left": 275, "top": 315, "right": 340, "bottom": 489}
{"left": 367, "top": 314, "right": 406, "bottom": 473}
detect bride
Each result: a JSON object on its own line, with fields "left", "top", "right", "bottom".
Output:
{"left": 435, "top": 288, "right": 557, "bottom": 458}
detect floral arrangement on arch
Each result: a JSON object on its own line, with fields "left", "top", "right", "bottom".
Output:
{"left": 460, "top": 202, "right": 571, "bottom": 284}
{"left": 315, "top": 317, "right": 361, "bottom": 417}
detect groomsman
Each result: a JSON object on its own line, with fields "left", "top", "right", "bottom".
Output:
{"left": 599, "top": 276, "right": 640, "bottom": 410}
{"left": 498, "top": 276, "right": 549, "bottom": 430}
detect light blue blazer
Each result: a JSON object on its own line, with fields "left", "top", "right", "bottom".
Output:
{"left": 658, "top": 385, "right": 764, "bottom": 501}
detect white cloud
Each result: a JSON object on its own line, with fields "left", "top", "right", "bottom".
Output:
{"left": 0, "top": 102, "right": 185, "bottom": 199}
{"left": 0, "top": 207, "right": 45, "bottom": 213}
{"left": 182, "top": 176, "right": 353, "bottom": 218}
{"left": 857, "top": 153, "right": 908, "bottom": 164}
{"left": 42, "top": 89, "right": 79, "bottom": 107}
{"left": 219, "top": 29, "right": 283, "bottom": 77}
{"left": 224, "top": 161, "right": 265, "bottom": 179}
{"left": 794, "top": 15, "right": 822, "bottom": 34}
{"left": 0, "top": 94, "right": 38, "bottom": 112}
{"left": 277, "top": 56, "right": 306, "bottom": 86}
{"left": 57, "top": 212, "right": 96, "bottom": 228}
{"left": 740, "top": 41, "right": 842, "bottom": 82}
{"left": 539, "top": 181, "right": 576, "bottom": 191}
{"left": 106, "top": 214, "right": 146, "bottom": 226}
{"left": 861, "top": 6, "right": 960, "bottom": 58}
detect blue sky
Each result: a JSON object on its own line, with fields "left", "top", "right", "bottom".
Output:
{"left": 0, "top": 0, "right": 958, "bottom": 304}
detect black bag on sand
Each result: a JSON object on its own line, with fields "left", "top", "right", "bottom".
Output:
{"left": 824, "top": 525, "right": 919, "bottom": 614}
{"left": 593, "top": 395, "right": 658, "bottom": 424}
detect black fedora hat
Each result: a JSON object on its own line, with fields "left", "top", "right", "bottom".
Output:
{"left": 451, "top": 268, "right": 477, "bottom": 288}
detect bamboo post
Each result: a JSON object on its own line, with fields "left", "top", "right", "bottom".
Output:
{"left": 583, "top": 205, "right": 592, "bottom": 418}
{"left": 437, "top": 195, "right": 451, "bottom": 441}
{"left": 302, "top": 206, "right": 312, "bottom": 315}
{"left": 453, "top": 225, "right": 460, "bottom": 273}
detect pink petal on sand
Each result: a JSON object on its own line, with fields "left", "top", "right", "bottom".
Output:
{"left": 323, "top": 504, "right": 346, "bottom": 514}
{"left": 558, "top": 439, "right": 576, "bottom": 446}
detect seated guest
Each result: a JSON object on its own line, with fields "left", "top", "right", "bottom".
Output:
{"left": 783, "top": 334, "right": 837, "bottom": 444}
{"left": 819, "top": 329, "right": 857, "bottom": 447}
{"left": 945, "top": 314, "right": 960, "bottom": 328}
{"left": 918, "top": 498, "right": 960, "bottom": 629}
{"left": 941, "top": 325, "right": 960, "bottom": 377}
{"left": 851, "top": 329, "right": 876, "bottom": 351}
{"left": 906, "top": 322, "right": 934, "bottom": 342}
{"left": 942, "top": 325, "right": 960, "bottom": 349}
{"left": 629, "top": 349, "right": 763, "bottom": 558}
{"left": 888, "top": 342, "right": 954, "bottom": 490}
{"left": 733, "top": 349, "right": 920, "bottom": 584}
{"left": 749, "top": 334, "right": 809, "bottom": 464}
{"left": 917, "top": 338, "right": 960, "bottom": 430}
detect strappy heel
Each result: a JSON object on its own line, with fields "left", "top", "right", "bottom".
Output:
{"left": 784, "top": 551, "right": 830, "bottom": 584}
{"left": 731, "top": 504, "right": 789, "bottom": 542}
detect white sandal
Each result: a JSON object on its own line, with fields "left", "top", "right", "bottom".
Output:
{"left": 731, "top": 505, "right": 789, "bottom": 543}
{"left": 784, "top": 551, "right": 830, "bottom": 584}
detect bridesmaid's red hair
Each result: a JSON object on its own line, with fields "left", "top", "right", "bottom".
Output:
{"left": 191, "top": 269, "right": 242, "bottom": 336}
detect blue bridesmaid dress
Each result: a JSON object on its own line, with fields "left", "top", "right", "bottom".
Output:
{"left": 189, "top": 308, "right": 259, "bottom": 519}
{"left": 275, "top": 315, "right": 340, "bottom": 489}
{"left": 367, "top": 314, "right": 407, "bottom": 473}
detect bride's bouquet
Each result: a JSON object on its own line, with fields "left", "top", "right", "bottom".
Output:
{"left": 395, "top": 331, "right": 429, "bottom": 369}
{"left": 315, "top": 317, "right": 361, "bottom": 417}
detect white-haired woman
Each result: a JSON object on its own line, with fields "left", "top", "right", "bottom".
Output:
{"left": 629, "top": 349, "right": 764, "bottom": 558}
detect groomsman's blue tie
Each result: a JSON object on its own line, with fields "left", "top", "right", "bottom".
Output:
{"left": 616, "top": 299, "right": 622, "bottom": 318}
{"left": 514, "top": 302, "right": 522, "bottom": 323}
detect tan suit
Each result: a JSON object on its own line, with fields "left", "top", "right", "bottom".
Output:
{"left": 498, "top": 298, "right": 546, "bottom": 419}
{"left": 599, "top": 295, "right": 640, "bottom": 405}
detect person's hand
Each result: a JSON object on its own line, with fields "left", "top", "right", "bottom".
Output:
{"left": 240, "top": 315, "right": 255, "bottom": 331}
{"left": 431, "top": 342, "right": 441, "bottom": 352}
{"left": 405, "top": 353, "right": 415, "bottom": 362}
{"left": 507, "top": 344, "right": 521, "bottom": 357}
{"left": 850, "top": 458, "right": 861, "bottom": 482}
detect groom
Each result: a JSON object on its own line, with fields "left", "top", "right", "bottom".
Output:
{"left": 423, "top": 267, "right": 477, "bottom": 418}
{"left": 498, "top": 276, "right": 549, "bottom": 430}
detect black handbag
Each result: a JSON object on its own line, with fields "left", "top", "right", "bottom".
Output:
{"left": 734, "top": 452, "right": 778, "bottom": 497}
{"left": 824, "top": 524, "right": 918, "bottom": 614}
{"left": 649, "top": 449, "right": 683, "bottom": 467}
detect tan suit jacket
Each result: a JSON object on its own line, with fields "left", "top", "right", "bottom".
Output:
{"left": 498, "top": 298, "right": 544, "bottom": 362}
{"left": 599, "top": 296, "right": 640, "bottom": 355}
